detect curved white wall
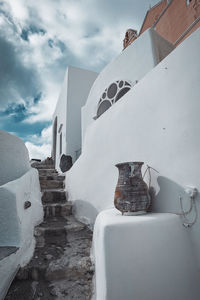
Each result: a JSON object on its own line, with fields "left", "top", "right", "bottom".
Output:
{"left": 81, "top": 28, "right": 174, "bottom": 143}
{"left": 0, "top": 130, "right": 30, "bottom": 186}
{"left": 66, "top": 28, "right": 200, "bottom": 264}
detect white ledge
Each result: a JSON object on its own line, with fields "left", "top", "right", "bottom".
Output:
{"left": 93, "top": 209, "right": 200, "bottom": 300}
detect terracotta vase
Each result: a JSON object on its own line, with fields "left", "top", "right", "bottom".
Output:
{"left": 114, "top": 162, "right": 150, "bottom": 215}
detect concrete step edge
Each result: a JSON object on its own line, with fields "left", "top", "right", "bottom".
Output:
{"left": 42, "top": 189, "right": 66, "bottom": 192}
{"left": 43, "top": 202, "right": 72, "bottom": 208}
{"left": 35, "top": 165, "right": 55, "bottom": 169}
{"left": 34, "top": 221, "right": 85, "bottom": 235}
{"left": 39, "top": 176, "right": 65, "bottom": 181}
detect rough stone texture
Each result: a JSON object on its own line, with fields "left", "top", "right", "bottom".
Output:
{"left": 49, "top": 279, "right": 92, "bottom": 300}
{"left": 5, "top": 165, "right": 94, "bottom": 300}
{"left": 38, "top": 169, "right": 58, "bottom": 176}
{"left": 59, "top": 154, "right": 72, "bottom": 173}
{"left": 123, "top": 29, "right": 138, "bottom": 49}
{"left": 40, "top": 179, "right": 64, "bottom": 190}
{"left": 114, "top": 162, "right": 150, "bottom": 214}
{"left": 43, "top": 202, "right": 72, "bottom": 219}
{"left": 31, "top": 157, "right": 54, "bottom": 168}
{"left": 42, "top": 190, "right": 67, "bottom": 204}
{"left": 39, "top": 175, "right": 65, "bottom": 181}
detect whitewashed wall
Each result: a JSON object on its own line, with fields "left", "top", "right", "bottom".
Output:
{"left": 0, "top": 168, "right": 43, "bottom": 299}
{"left": 52, "top": 68, "right": 68, "bottom": 170}
{"left": 0, "top": 130, "right": 30, "bottom": 186}
{"left": 81, "top": 28, "right": 174, "bottom": 143}
{"left": 0, "top": 131, "right": 43, "bottom": 299}
{"left": 66, "top": 28, "right": 200, "bottom": 266}
{"left": 53, "top": 66, "right": 98, "bottom": 171}
{"left": 93, "top": 209, "right": 200, "bottom": 300}
{"left": 66, "top": 67, "right": 98, "bottom": 163}
{"left": 0, "top": 168, "right": 43, "bottom": 247}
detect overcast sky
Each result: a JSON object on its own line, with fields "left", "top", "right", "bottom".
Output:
{"left": 0, "top": 0, "right": 158, "bottom": 159}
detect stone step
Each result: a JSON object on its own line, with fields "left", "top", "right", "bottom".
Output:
{"left": 34, "top": 216, "right": 85, "bottom": 247}
{"left": 42, "top": 189, "right": 67, "bottom": 203}
{"left": 16, "top": 252, "right": 93, "bottom": 286}
{"left": 45, "top": 226, "right": 93, "bottom": 282}
{"left": 16, "top": 255, "right": 93, "bottom": 283}
{"left": 47, "top": 278, "right": 93, "bottom": 300}
{"left": 16, "top": 244, "right": 66, "bottom": 282}
{"left": 6, "top": 216, "right": 94, "bottom": 299}
{"left": 44, "top": 202, "right": 72, "bottom": 219}
{"left": 38, "top": 169, "right": 58, "bottom": 176}
{"left": 34, "top": 219, "right": 67, "bottom": 248}
{"left": 35, "top": 164, "right": 55, "bottom": 169}
{"left": 17, "top": 225, "right": 93, "bottom": 282}
{"left": 40, "top": 180, "right": 64, "bottom": 190}
{"left": 45, "top": 255, "right": 93, "bottom": 281}
{"left": 64, "top": 215, "right": 86, "bottom": 232}
{"left": 39, "top": 175, "right": 65, "bottom": 181}
{"left": 6, "top": 161, "right": 94, "bottom": 299}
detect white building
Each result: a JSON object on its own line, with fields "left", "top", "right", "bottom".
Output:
{"left": 52, "top": 66, "right": 98, "bottom": 171}
{"left": 63, "top": 28, "right": 174, "bottom": 223}
{"left": 52, "top": 28, "right": 200, "bottom": 299}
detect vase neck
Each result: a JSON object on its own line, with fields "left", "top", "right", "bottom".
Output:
{"left": 116, "top": 162, "right": 143, "bottom": 179}
{"left": 131, "top": 162, "right": 143, "bottom": 178}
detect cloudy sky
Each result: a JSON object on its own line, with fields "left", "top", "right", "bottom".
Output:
{"left": 0, "top": 0, "right": 158, "bottom": 159}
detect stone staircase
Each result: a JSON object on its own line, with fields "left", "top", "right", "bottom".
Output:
{"left": 5, "top": 163, "right": 94, "bottom": 300}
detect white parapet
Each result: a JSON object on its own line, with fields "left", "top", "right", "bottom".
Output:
{"left": 0, "top": 130, "right": 30, "bottom": 186}
{"left": 0, "top": 168, "right": 43, "bottom": 299}
{"left": 93, "top": 209, "right": 200, "bottom": 300}
{"left": 0, "top": 131, "right": 43, "bottom": 299}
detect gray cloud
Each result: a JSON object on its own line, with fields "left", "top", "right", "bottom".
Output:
{"left": 20, "top": 25, "right": 46, "bottom": 41}
{"left": 0, "top": 0, "right": 159, "bottom": 158}
{"left": 0, "top": 34, "right": 42, "bottom": 109}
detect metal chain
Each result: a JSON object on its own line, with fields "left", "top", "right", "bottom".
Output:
{"left": 142, "top": 164, "right": 198, "bottom": 228}
{"left": 179, "top": 196, "right": 198, "bottom": 228}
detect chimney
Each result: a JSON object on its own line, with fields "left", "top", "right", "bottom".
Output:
{"left": 123, "top": 29, "right": 138, "bottom": 50}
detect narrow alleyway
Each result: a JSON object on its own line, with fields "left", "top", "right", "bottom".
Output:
{"left": 5, "top": 162, "right": 94, "bottom": 300}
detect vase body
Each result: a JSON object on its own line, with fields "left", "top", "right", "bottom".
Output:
{"left": 114, "top": 162, "right": 150, "bottom": 215}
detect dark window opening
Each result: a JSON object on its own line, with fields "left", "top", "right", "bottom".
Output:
{"left": 95, "top": 80, "right": 134, "bottom": 119}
